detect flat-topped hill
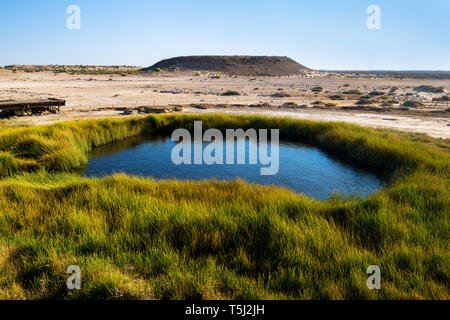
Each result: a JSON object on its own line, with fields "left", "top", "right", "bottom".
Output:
{"left": 143, "top": 56, "right": 310, "bottom": 76}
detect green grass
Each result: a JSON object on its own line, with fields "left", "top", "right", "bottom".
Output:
{"left": 0, "top": 114, "right": 448, "bottom": 300}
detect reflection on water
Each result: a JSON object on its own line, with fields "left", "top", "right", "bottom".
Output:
{"left": 81, "top": 135, "right": 384, "bottom": 200}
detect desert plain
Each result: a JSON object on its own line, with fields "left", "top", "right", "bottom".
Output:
{"left": 0, "top": 65, "right": 449, "bottom": 139}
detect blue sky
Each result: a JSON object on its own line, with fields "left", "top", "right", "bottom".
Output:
{"left": 0, "top": 0, "right": 449, "bottom": 70}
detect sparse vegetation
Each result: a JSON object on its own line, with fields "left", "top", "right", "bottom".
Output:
{"left": 414, "top": 85, "right": 445, "bottom": 93}
{"left": 386, "top": 99, "right": 399, "bottom": 104}
{"left": 248, "top": 102, "right": 272, "bottom": 108}
{"left": 342, "top": 90, "right": 362, "bottom": 95}
{"left": 221, "top": 91, "right": 241, "bottom": 96}
{"left": 389, "top": 87, "right": 399, "bottom": 93}
{"left": 329, "top": 95, "right": 344, "bottom": 100}
{"left": 369, "top": 91, "right": 385, "bottom": 96}
{"left": 356, "top": 98, "right": 374, "bottom": 105}
{"left": 432, "top": 95, "right": 450, "bottom": 102}
{"left": 311, "top": 86, "right": 323, "bottom": 93}
{"left": 280, "top": 102, "right": 299, "bottom": 108}
{"left": 3, "top": 65, "right": 140, "bottom": 76}
{"left": 403, "top": 100, "right": 426, "bottom": 108}
{"left": 271, "top": 92, "right": 292, "bottom": 98}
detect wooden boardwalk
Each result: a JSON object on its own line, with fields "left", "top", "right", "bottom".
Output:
{"left": 0, "top": 99, "right": 65, "bottom": 116}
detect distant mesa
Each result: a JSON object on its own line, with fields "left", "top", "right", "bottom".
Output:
{"left": 142, "top": 56, "right": 311, "bottom": 76}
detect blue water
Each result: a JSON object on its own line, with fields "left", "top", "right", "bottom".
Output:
{"left": 81, "top": 135, "right": 383, "bottom": 200}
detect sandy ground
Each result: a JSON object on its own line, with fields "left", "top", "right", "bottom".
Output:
{"left": 183, "top": 107, "right": 450, "bottom": 139}
{"left": 1, "top": 69, "right": 449, "bottom": 139}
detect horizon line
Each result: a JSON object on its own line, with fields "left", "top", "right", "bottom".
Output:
{"left": 2, "top": 64, "right": 450, "bottom": 73}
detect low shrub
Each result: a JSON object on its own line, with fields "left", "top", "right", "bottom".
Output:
{"left": 271, "top": 92, "right": 292, "bottom": 98}
{"left": 342, "top": 90, "right": 362, "bottom": 95}
{"left": 403, "top": 100, "right": 426, "bottom": 108}
{"left": 281, "top": 102, "right": 299, "bottom": 108}
{"left": 356, "top": 98, "right": 373, "bottom": 105}
{"left": 432, "top": 95, "right": 450, "bottom": 102}
{"left": 414, "top": 85, "right": 445, "bottom": 93}
{"left": 222, "top": 91, "right": 241, "bottom": 96}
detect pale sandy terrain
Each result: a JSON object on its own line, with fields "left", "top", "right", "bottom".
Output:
{"left": 0, "top": 69, "right": 449, "bottom": 138}
{"left": 183, "top": 107, "right": 450, "bottom": 139}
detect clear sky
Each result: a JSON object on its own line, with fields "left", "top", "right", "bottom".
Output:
{"left": 0, "top": 0, "right": 449, "bottom": 70}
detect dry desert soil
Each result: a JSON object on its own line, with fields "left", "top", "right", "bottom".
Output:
{"left": 0, "top": 65, "right": 449, "bottom": 139}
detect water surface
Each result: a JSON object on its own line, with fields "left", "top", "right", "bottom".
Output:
{"left": 81, "top": 135, "right": 383, "bottom": 200}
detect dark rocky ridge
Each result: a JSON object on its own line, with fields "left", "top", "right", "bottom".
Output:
{"left": 143, "top": 56, "right": 310, "bottom": 76}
